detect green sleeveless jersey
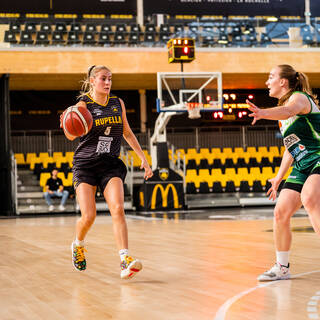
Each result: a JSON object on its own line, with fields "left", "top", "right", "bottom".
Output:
{"left": 279, "top": 92, "right": 320, "bottom": 171}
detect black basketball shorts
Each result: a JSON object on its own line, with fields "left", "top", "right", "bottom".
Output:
{"left": 72, "top": 156, "right": 127, "bottom": 192}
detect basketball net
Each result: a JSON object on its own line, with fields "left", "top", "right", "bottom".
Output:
{"left": 186, "top": 103, "right": 201, "bottom": 119}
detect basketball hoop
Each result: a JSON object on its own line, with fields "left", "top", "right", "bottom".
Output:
{"left": 186, "top": 103, "right": 201, "bottom": 119}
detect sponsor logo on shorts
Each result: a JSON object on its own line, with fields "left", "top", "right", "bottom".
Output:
{"left": 283, "top": 133, "right": 300, "bottom": 149}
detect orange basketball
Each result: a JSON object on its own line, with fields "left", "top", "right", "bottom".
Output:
{"left": 62, "top": 106, "right": 93, "bottom": 137}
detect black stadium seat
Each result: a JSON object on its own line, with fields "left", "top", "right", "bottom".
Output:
{"left": 9, "top": 21, "right": 21, "bottom": 33}
{"left": 252, "top": 180, "right": 263, "bottom": 192}
{"left": 25, "top": 22, "right": 37, "bottom": 33}
{"left": 128, "top": 32, "right": 140, "bottom": 45}
{"left": 35, "top": 31, "right": 50, "bottom": 45}
{"left": 98, "top": 32, "right": 111, "bottom": 46}
{"left": 55, "top": 22, "right": 67, "bottom": 33}
{"left": 199, "top": 182, "right": 210, "bottom": 194}
{"left": 113, "top": 32, "right": 127, "bottom": 45}
{"left": 212, "top": 181, "right": 223, "bottom": 193}
{"left": 225, "top": 181, "right": 236, "bottom": 193}
{"left": 20, "top": 31, "right": 34, "bottom": 45}
{"left": 67, "top": 31, "right": 81, "bottom": 45}
{"left": 51, "top": 31, "right": 65, "bottom": 45}
{"left": 4, "top": 30, "right": 17, "bottom": 44}
{"left": 40, "top": 22, "right": 52, "bottom": 33}
{"left": 70, "top": 22, "right": 82, "bottom": 34}
{"left": 239, "top": 180, "right": 250, "bottom": 193}
{"left": 83, "top": 32, "right": 97, "bottom": 45}
{"left": 186, "top": 182, "right": 197, "bottom": 194}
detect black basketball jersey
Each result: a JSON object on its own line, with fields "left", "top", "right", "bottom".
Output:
{"left": 73, "top": 94, "right": 123, "bottom": 166}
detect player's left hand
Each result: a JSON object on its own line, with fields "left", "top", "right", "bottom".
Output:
{"left": 140, "top": 159, "right": 153, "bottom": 180}
{"left": 247, "top": 99, "right": 264, "bottom": 125}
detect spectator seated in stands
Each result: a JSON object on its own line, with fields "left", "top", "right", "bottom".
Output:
{"left": 43, "top": 168, "right": 69, "bottom": 211}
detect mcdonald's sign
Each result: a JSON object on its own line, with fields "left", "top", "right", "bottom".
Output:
{"left": 151, "top": 183, "right": 181, "bottom": 210}
{"left": 138, "top": 168, "right": 185, "bottom": 211}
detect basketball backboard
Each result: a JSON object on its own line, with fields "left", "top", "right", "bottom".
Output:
{"left": 156, "top": 72, "right": 223, "bottom": 113}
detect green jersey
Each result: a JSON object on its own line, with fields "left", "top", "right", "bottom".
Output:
{"left": 279, "top": 91, "right": 320, "bottom": 171}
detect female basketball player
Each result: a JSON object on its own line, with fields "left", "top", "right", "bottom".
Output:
{"left": 248, "top": 64, "right": 320, "bottom": 281}
{"left": 61, "top": 65, "right": 153, "bottom": 279}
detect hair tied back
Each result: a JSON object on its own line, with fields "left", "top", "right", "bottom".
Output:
{"left": 88, "top": 65, "right": 96, "bottom": 77}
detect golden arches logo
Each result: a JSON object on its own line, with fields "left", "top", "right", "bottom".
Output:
{"left": 151, "top": 183, "right": 179, "bottom": 209}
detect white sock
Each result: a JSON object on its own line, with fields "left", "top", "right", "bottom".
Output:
{"left": 74, "top": 238, "right": 85, "bottom": 247}
{"left": 276, "top": 251, "right": 289, "bottom": 267}
{"left": 119, "top": 249, "right": 129, "bottom": 261}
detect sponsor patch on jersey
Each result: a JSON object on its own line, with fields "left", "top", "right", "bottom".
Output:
{"left": 91, "top": 108, "right": 103, "bottom": 116}
{"left": 283, "top": 133, "right": 300, "bottom": 149}
{"left": 298, "top": 144, "right": 305, "bottom": 151}
{"left": 112, "top": 106, "right": 119, "bottom": 113}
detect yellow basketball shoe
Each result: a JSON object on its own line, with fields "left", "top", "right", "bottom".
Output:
{"left": 120, "top": 255, "right": 142, "bottom": 279}
{"left": 71, "top": 242, "right": 87, "bottom": 271}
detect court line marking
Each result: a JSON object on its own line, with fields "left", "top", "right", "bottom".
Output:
{"left": 214, "top": 269, "right": 320, "bottom": 320}
{"left": 307, "top": 290, "right": 320, "bottom": 319}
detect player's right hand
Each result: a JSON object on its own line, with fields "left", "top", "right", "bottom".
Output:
{"left": 266, "top": 177, "right": 281, "bottom": 201}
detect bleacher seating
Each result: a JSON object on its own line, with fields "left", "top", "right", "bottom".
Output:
{"left": 175, "top": 145, "right": 288, "bottom": 194}
{"left": 2, "top": 16, "right": 316, "bottom": 48}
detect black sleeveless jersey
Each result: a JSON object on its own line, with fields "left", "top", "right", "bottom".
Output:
{"left": 73, "top": 94, "right": 123, "bottom": 167}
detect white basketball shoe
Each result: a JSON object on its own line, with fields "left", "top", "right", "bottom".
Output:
{"left": 258, "top": 262, "right": 290, "bottom": 281}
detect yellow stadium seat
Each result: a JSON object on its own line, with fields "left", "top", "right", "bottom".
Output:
{"left": 14, "top": 153, "right": 25, "bottom": 165}
{"left": 261, "top": 167, "right": 274, "bottom": 186}
{"left": 55, "top": 156, "right": 68, "bottom": 168}
{"left": 246, "top": 146, "right": 257, "bottom": 154}
{"left": 29, "top": 157, "right": 42, "bottom": 170}
{"left": 238, "top": 167, "right": 249, "bottom": 178}
{"left": 26, "top": 153, "right": 37, "bottom": 165}
{"left": 42, "top": 157, "right": 55, "bottom": 169}
{"left": 234, "top": 147, "right": 245, "bottom": 157}
{"left": 53, "top": 152, "right": 63, "bottom": 161}
{"left": 237, "top": 167, "right": 250, "bottom": 186}
{"left": 257, "top": 146, "right": 269, "bottom": 157}
{"left": 57, "top": 172, "right": 67, "bottom": 185}
{"left": 40, "top": 172, "right": 51, "bottom": 188}
{"left": 211, "top": 148, "right": 222, "bottom": 156}
{"left": 65, "top": 172, "right": 73, "bottom": 187}
{"left": 185, "top": 169, "right": 200, "bottom": 188}
{"left": 128, "top": 150, "right": 141, "bottom": 167}
{"left": 222, "top": 147, "right": 233, "bottom": 155}
{"left": 39, "top": 152, "right": 49, "bottom": 159}
{"left": 249, "top": 167, "right": 261, "bottom": 186}
{"left": 65, "top": 152, "right": 74, "bottom": 162}
{"left": 224, "top": 168, "right": 238, "bottom": 186}
{"left": 186, "top": 148, "right": 197, "bottom": 154}
{"left": 280, "top": 146, "right": 285, "bottom": 156}
{"left": 198, "top": 169, "right": 211, "bottom": 181}
{"left": 210, "top": 168, "right": 226, "bottom": 186}
{"left": 269, "top": 146, "right": 280, "bottom": 157}
{"left": 199, "top": 148, "right": 210, "bottom": 155}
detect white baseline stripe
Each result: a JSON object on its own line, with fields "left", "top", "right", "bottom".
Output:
{"left": 214, "top": 269, "right": 320, "bottom": 320}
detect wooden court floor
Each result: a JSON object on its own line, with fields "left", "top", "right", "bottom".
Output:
{"left": 1, "top": 210, "right": 320, "bottom": 320}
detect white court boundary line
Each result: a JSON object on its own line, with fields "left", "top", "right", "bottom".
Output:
{"left": 214, "top": 270, "right": 320, "bottom": 320}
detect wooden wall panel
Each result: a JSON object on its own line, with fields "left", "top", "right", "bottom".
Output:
{"left": 1, "top": 48, "right": 320, "bottom": 90}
